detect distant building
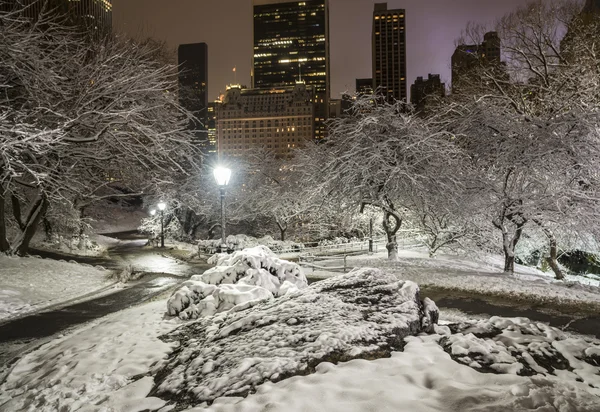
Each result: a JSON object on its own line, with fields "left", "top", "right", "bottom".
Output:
{"left": 206, "top": 102, "right": 218, "bottom": 155}
{"left": 216, "top": 82, "right": 315, "bottom": 158}
{"left": 451, "top": 31, "right": 501, "bottom": 91}
{"left": 372, "top": 3, "right": 407, "bottom": 103}
{"left": 178, "top": 43, "right": 210, "bottom": 151}
{"left": 253, "top": 0, "right": 330, "bottom": 139}
{"left": 3, "top": 0, "right": 112, "bottom": 33}
{"left": 410, "top": 74, "right": 445, "bottom": 111}
{"left": 355, "top": 78, "right": 374, "bottom": 95}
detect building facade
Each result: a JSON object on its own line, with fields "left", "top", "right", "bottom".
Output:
{"left": 372, "top": 3, "right": 406, "bottom": 103}
{"left": 4, "top": 0, "right": 112, "bottom": 32}
{"left": 216, "top": 83, "right": 315, "bottom": 158}
{"left": 451, "top": 31, "right": 501, "bottom": 91}
{"left": 410, "top": 74, "right": 445, "bottom": 111}
{"left": 252, "top": 0, "right": 329, "bottom": 139}
{"left": 355, "top": 78, "right": 374, "bottom": 95}
{"left": 178, "top": 43, "right": 212, "bottom": 151}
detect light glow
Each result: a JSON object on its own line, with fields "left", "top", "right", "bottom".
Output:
{"left": 158, "top": 202, "right": 166, "bottom": 211}
{"left": 214, "top": 167, "right": 232, "bottom": 186}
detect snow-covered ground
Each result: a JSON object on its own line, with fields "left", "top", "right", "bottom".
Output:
{"left": 1, "top": 295, "right": 599, "bottom": 412}
{"left": 304, "top": 247, "right": 600, "bottom": 308}
{"left": 0, "top": 299, "right": 178, "bottom": 412}
{"left": 0, "top": 255, "right": 113, "bottom": 322}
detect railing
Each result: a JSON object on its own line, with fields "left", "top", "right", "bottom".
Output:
{"left": 299, "top": 254, "right": 350, "bottom": 273}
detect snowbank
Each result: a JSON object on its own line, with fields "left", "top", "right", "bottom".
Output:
{"left": 181, "top": 334, "right": 600, "bottom": 412}
{"left": 0, "top": 255, "right": 111, "bottom": 322}
{"left": 155, "top": 267, "right": 437, "bottom": 404}
{"left": 167, "top": 246, "right": 307, "bottom": 319}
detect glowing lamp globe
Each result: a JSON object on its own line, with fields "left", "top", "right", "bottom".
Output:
{"left": 214, "top": 167, "right": 232, "bottom": 187}
{"left": 157, "top": 202, "right": 166, "bottom": 211}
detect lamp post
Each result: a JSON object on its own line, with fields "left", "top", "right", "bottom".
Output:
{"left": 213, "top": 166, "right": 232, "bottom": 252}
{"left": 157, "top": 202, "right": 166, "bottom": 248}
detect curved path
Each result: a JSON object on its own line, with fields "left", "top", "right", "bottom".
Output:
{"left": 0, "top": 232, "right": 211, "bottom": 377}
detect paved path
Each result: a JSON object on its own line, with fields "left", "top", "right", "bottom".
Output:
{"left": 0, "top": 232, "right": 211, "bottom": 379}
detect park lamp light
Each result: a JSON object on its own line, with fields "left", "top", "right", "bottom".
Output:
{"left": 150, "top": 209, "right": 156, "bottom": 216}
{"left": 213, "top": 167, "right": 232, "bottom": 187}
{"left": 214, "top": 166, "right": 232, "bottom": 252}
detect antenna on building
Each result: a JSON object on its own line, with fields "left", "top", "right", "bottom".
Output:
{"left": 298, "top": 63, "right": 302, "bottom": 83}
{"left": 233, "top": 66, "right": 237, "bottom": 84}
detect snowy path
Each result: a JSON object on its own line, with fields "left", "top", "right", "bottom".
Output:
{"left": 0, "top": 233, "right": 212, "bottom": 381}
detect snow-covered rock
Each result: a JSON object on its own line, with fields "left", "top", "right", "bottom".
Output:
{"left": 441, "top": 316, "right": 600, "bottom": 392}
{"left": 167, "top": 246, "right": 307, "bottom": 319}
{"left": 154, "top": 267, "right": 438, "bottom": 405}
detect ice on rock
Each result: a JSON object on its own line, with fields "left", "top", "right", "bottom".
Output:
{"left": 155, "top": 267, "right": 438, "bottom": 405}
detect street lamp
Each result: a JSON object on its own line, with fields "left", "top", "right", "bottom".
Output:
{"left": 157, "top": 202, "right": 166, "bottom": 248}
{"left": 213, "top": 166, "right": 231, "bottom": 252}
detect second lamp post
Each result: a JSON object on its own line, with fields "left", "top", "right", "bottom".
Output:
{"left": 157, "top": 201, "right": 166, "bottom": 248}
{"left": 213, "top": 167, "right": 231, "bottom": 252}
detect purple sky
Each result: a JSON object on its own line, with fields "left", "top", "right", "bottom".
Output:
{"left": 113, "top": 0, "right": 530, "bottom": 101}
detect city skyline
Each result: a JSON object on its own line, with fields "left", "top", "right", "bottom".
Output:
{"left": 113, "top": 0, "right": 532, "bottom": 101}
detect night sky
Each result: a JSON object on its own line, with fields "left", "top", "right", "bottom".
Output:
{"left": 113, "top": 0, "right": 531, "bottom": 101}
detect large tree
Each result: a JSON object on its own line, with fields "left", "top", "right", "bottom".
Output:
{"left": 303, "top": 97, "right": 464, "bottom": 260}
{"left": 0, "top": 7, "right": 202, "bottom": 255}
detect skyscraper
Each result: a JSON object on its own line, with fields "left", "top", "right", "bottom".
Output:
{"left": 372, "top": 3, "right": 407, "bottom": 103}
{"left": 410, "top": 74, "right": 445, "bottom": 112}
{"left": 451, "top": 31, "right": 501, "bottom": 91}
{"left": 4, "top": 0, "right": 112, "bottom": 33}
{"left": 253, "top": 0, "right": 330, "bottom": 139}
{"left": 178, "top": 43, "right": 210, "bottom": 151}
{"left": 355, "top": 78, "right": 374, "bottom": 95}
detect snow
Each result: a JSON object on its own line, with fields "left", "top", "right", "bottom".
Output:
{"left": 197, "top": 234, "right": 304, "bottom": 254}
{"left": 0, "top": 255, "right": 112, "bottom": 322}
{"left": 167, "top": 246, "right": 307, "bottom": 319}
{"left": 336, "top": 246, "right": 600, "bottom": 307}
{"left": 182, "top": 334, "right": 600, "bottom": 412}
{"left": 0, "top": 299, "right": 179, "bottom": 412}
{"left": 156, "top": 267, "right": 429, "bottom": 404}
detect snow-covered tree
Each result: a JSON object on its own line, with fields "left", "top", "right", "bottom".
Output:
{"left": 302, "top": 96, "right": 465, "bottom": 260}
{"left": 0, "top": 7, "right": 202, "bottom": 255}
{"left": 442, "top": 0, "right": 600, "bottom": 276}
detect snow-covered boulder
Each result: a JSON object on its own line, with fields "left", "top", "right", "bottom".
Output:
{"left": 441, "top": 316, "right": 600, "bottom": 387}
{"left": 166, "top": 246, "right": 307, "bottom": 319}
{"left": 154, "top": 267, "right": 438, "bottom": 405}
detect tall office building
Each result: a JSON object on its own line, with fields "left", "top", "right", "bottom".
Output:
{"left": 451, "top": 31, "right": 501, "bottom": 91}
{"left": 253, "top": 0, "right": 329, "bottom": 139}
{"left": 372, "top": 3, "right": 407, "bottom": 103}
{"left": 178, "top": 43, "right": 211, "bottom": 151}
{"left": 3, "top": 0, "right": 112, "bottom": 32}
{"left": 355, "top": 78, "right": 374, "bottom": 95}
{"left": 410, "top": 74, "right": 445, "bottom": 112}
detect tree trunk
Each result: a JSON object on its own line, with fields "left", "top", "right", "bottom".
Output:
{"left": 546, "top": 234, "right": 564, "bottom": 280}
{"left": 383, "top": 210, "right": 402, "bottom": 260}
{"left": 276, "top": 220, "right": 287, "bottom": 241}
{"left": 0, "top": 192, "right": 10, "bottom": 252}
{"left": 11, "top": 194, "right": 48, "bottom": 256}
{"left": 496, "top": 219, "right": 524, "bottom": 275}
{"left": 533, "top": 219, "right": 564, "bottom": 280}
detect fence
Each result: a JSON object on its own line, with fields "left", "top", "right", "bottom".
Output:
{"left": 298, "top": 254, "right": 350, "bottom": 274}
